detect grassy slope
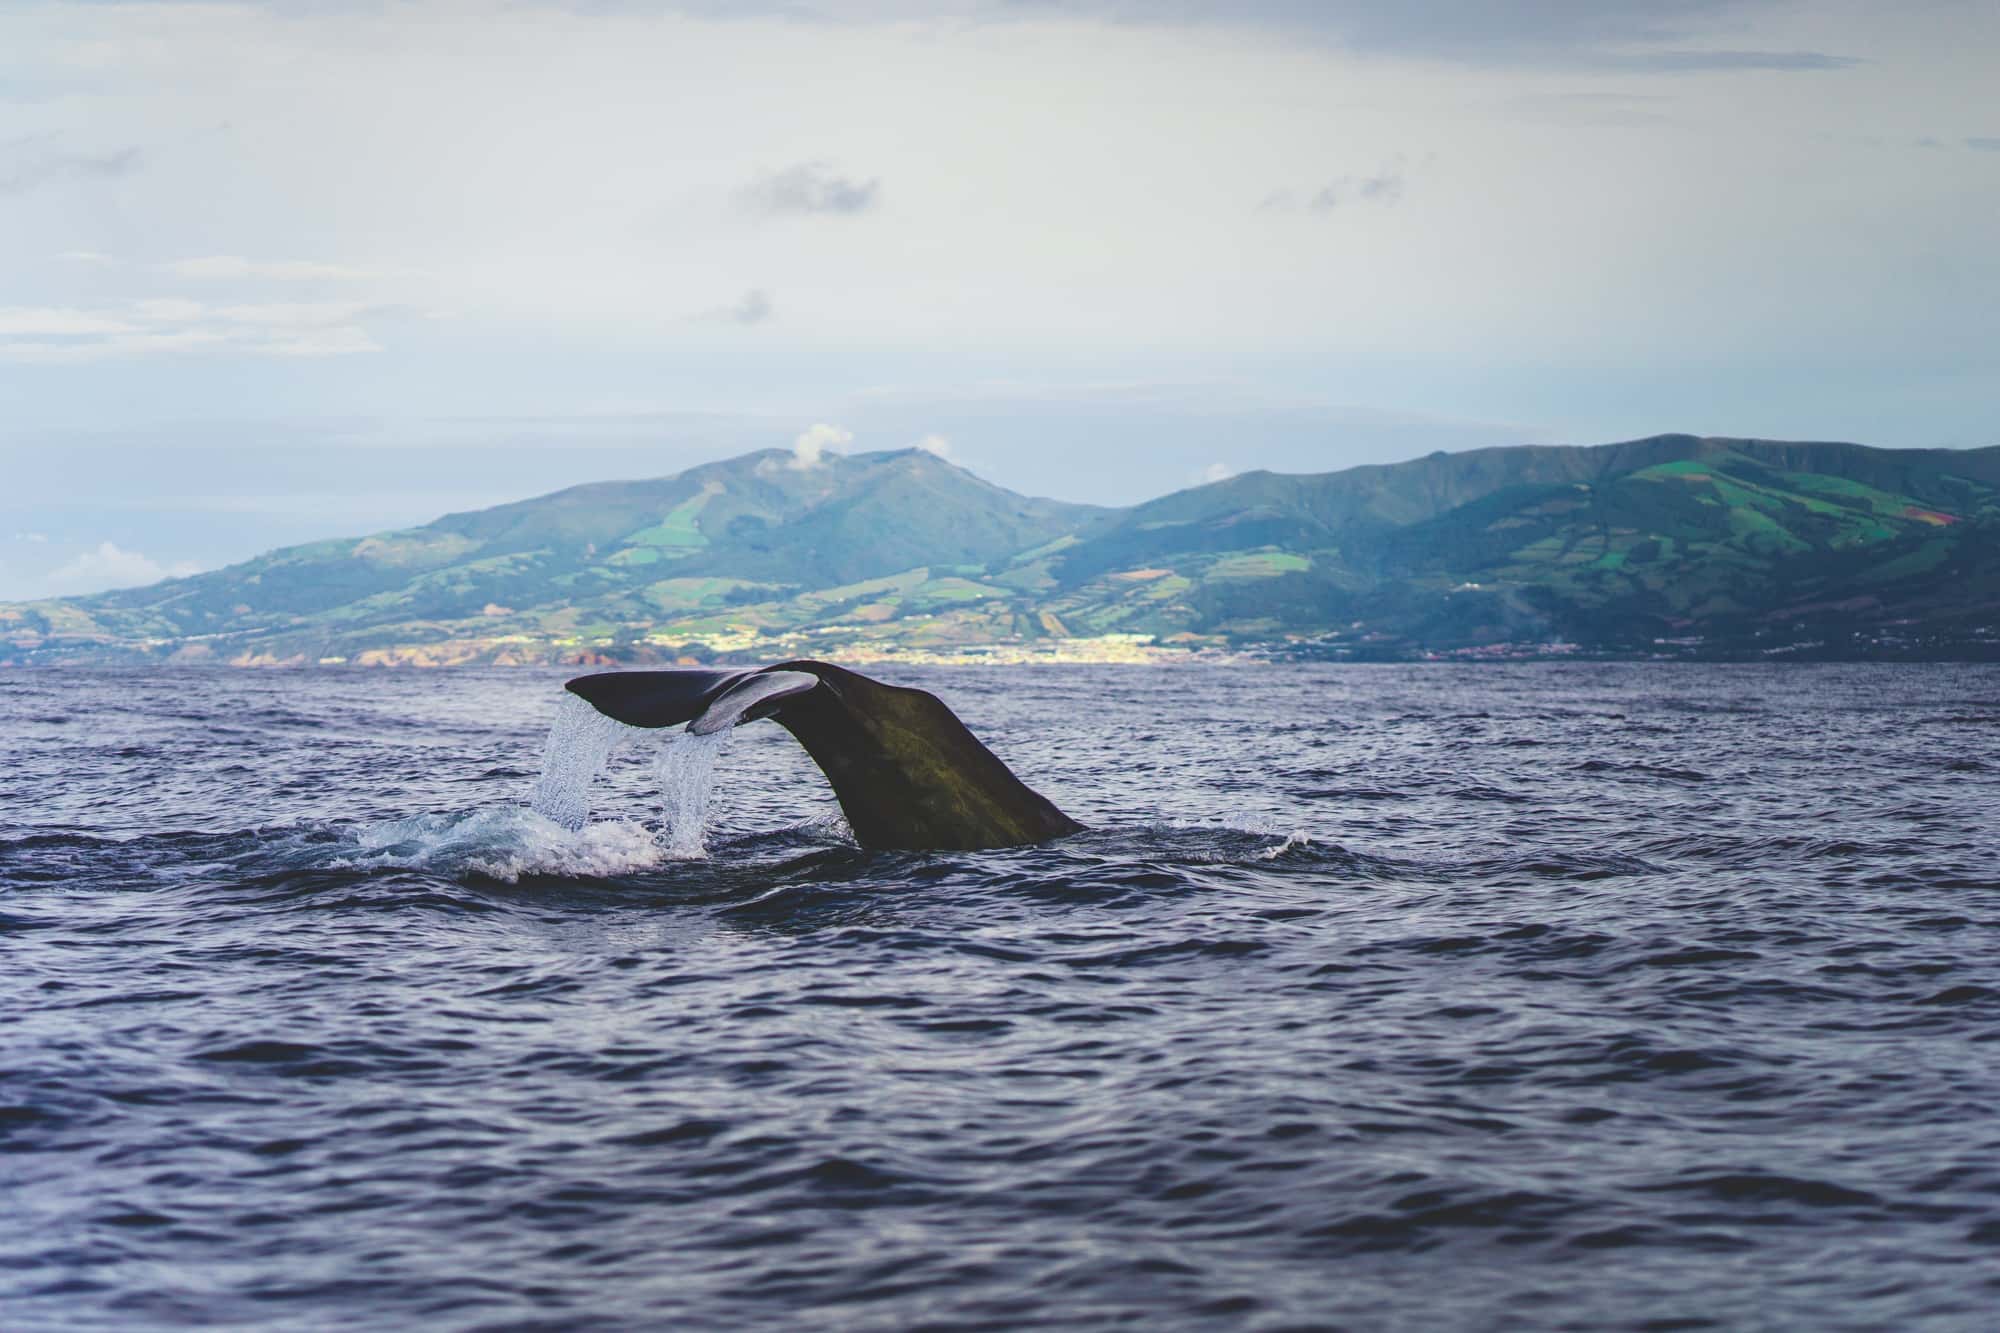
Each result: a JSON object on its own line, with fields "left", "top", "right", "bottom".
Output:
{"left": 5, "top": 436, "right": 1998, "bottom": 663}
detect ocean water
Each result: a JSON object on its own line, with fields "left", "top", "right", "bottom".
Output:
{"left": 3, "top": 663, "right": 1997, "bottom": 1330}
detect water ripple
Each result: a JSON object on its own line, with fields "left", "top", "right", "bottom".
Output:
{"left": 3, "top": 662, "right": 1999, "bottom": 1329}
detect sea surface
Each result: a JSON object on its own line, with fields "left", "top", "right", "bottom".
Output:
{"left": 3, "top": 663, "right": 1998, "bottom": 1330}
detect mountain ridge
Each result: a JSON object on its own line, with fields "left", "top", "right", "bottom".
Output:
{"left": 7, "top": 434, "right": 1999, "bottom": 665}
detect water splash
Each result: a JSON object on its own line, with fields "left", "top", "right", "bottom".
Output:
{"left": 527, "top": 691, "right": 734, "bottom": 859}
{"left": 333, "top": 808, "right": 666, "bottom": 882}
{"left": 655, "top": 728, "right": 732, "bottom": 858}
{"left": 1258, "top": 831, "right": 1315, "bottom": 860}
{"left": 529, "top": 694, "right": 630, "bottom": 832}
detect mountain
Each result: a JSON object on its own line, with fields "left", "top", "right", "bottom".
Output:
{"left": 1046, "top": 435, "right": 2000, "bottom": 656}
{"left": 5, "top": 435, "right": 1999, "bottom": 665}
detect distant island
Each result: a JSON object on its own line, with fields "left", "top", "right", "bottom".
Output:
{"left": 5, "top": 434, "right": 1998, "bottom": 666}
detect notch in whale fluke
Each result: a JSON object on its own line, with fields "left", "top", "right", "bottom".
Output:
{"left": 563, "top": 660, "right": 1082, "bottom": 851}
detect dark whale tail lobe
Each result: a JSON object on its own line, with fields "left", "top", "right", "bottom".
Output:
{"left": 563, "top": 660, "right": 1082, "bottom": 852}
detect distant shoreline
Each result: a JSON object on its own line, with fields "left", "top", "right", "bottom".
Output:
{"left": 8, "top": 640, "right": 2000, "bottom": 668}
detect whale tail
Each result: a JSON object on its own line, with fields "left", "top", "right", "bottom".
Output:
{"left": 564, "top": 660, "right": 1082, "bottom": 851}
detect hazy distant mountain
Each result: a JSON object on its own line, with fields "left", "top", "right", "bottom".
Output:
{"left": 6, "top": 435, "right": 1998, "bottom": 664}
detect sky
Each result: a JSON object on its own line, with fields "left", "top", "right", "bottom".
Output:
{"left": 1, "top": 0, "right": 1995, "bottom": 599}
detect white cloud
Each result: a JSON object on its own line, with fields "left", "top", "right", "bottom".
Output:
{"left": 1, "top": 341, "right": 119, "bottom": 365}
{"left": 0, "top": 329, "right": 229, "bottom": 364}
{"left": 132, "top": 298, "right": 206, "bottom": 322}
{"left": 790, "top": 422, "right": 851, "bottom": 469}
{"left": 112, "top": 329, "right": 232, "bottom": 354}
{"left": 0, "top": 299, "right": 389, "bottom": 363}
{"left": 1263, "top": 162, "right": 1410, "bottom": 214}
{"left": 163, "top": 256, "right": 380, "bottom": 281}
{"left": 727, "top": 289, "right": 773, "bottom": 325}
{"left": 209, "top": 302, "right": 382, "bottom": 327}
{"left": 45, "top": 541, "right": 201, "bottom": 595}
{"left": 692, "top": 289, "right": 774, "bottom": 326}
{"left": 129, "top": 299, "right": 381, "bottom": 329}
{"left": 56, "top": 250, "right": 115, "bottom": 265}
{"left": 12, "top": 532, "right": 49, "bottom": 544}
{"left": 1200, "top": 462, "right": 1236, "bottom": 483}
{"left": 0, "top": 0, "right": 1990, "bottom": 464}
{"left": 736, "top": 162, "right": 881, "bottom": 217}
{"left": 914, "top": 433, "right": 953, "bottom": 459}
{"left": 0, "top": 307, "right": 140, "bottom": 336}
{"left": 259, "top": 327, "right": 382, "bottom": 357}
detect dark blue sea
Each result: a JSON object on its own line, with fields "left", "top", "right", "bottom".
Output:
{"left": 4, "top": 663, "right": 1998, "bottom": 1330}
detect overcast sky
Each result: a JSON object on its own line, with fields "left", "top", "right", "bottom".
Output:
{"left": 2, "top": 0, "right": 1995, "bottom": 599}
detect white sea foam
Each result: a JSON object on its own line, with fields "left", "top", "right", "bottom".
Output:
{"left": 335, "top": 807, "right": 667, "bottom": 882}
{"left": 1257, "top": 831, "right": 1315, "bottom": 860}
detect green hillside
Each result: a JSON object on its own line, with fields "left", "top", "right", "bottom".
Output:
{"left": 5, "top": 436, "right": 1999, "bottom": 665}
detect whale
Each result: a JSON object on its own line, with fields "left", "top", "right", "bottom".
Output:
{"left": 564, "top": 660, "right": 1083, "bottom": 851}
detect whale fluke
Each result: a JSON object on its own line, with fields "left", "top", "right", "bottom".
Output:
{"left": 688, "top": 670, "right": 818, "bottom": 736}
{"left": 564, "top": 660, "right": 1083, "bottom": 851}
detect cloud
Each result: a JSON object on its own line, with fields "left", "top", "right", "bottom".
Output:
{"left": 736, "top": 161, "right": 880, "bottom": 217}
{"left": 1001, "top": 1, "right": 1854, "bottom": 71}
{"left": 3, "top": 257, "right": 405, "bottom": 363}
{"left": 104, "top": 329, "right": 231, "bottom": 355}
{"left": 1968, "top": 138, "right": 2000, "bottom": 153}
{"left": 0, "top": 299, "right": 390, "bottom": 363}
{"left": 1504, "top": 92, "right": 1675, "bottom": 129}
{"left": 56, "top": 250, "right": 116, "bottom": 265}
{"left": 789, "top": 422, "right": 851, "bottom": 469}
{"left": 44, "top": 542, "right": 200, "bottom": 596}
{"left": 132, "top": 298, "right": 206, "bottom": 322}
{"left": 1265, "top": 166, "right": 1406, "bottom": 214}
{"left": 1199, "top": 462, "right": 1236, "bottom": 484}
{"left": 914, "top": 433, "right": 953, "bottom": 459}
{"left": 691, "top": 290, "right": 774, "bottom": 325}
{"left": 728, "top": 286, "right": 772, "bottom": 322}
{"left": 12, "top": 533, "right": 49, "bottom": 544}
{"left": 0, "top": 330, "right": 226, "bottom": 365}
{"left": 1314, "top": 172, "right": 1403, "bottom": 210}
{"left": 464, "top": 1, "right": 1853, "bottom": 70}
{"left": 162, "top": 256, "right": 381, "bottom": 281}
{"left": 0, "top": 141, "right": 144, "bottom": 196}
{"left": 637, "top": 1, "right": 1853, "bottom": 71}
{"left": 1602, "top": 48, "right": 1856, "bottom": 72}
{"left": 207, "top": 301, "right": 388, "bottom": 327}
{"left": 0, "top": 308, "right": 141, "bottom": 337}
{"left": 260, "top": 327, "right": 384, "bottom": 357}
